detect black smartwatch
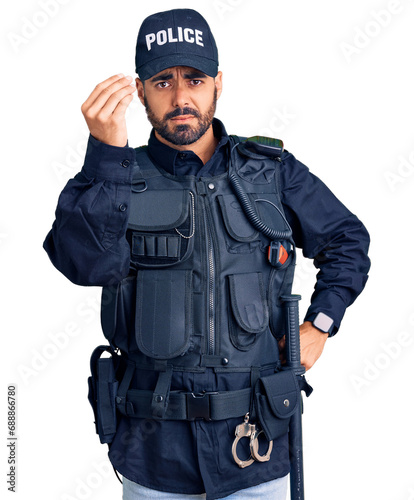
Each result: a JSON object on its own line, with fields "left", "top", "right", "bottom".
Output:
{"left": 312, "top": 312, "right": 334, "bottom": 335}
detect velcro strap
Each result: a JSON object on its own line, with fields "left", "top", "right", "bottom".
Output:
{"left": 115, "top": 361, "right": 135, "bottom": 416}
{"left": 151, "top": 366, "right": 173, "bottom": 419}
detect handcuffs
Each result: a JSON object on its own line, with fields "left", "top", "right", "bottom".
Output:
{"left": 231, "top": 413, "right": 273, "bottom": 468}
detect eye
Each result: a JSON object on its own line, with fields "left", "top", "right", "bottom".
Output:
{"left": 156, "top": 81, "right": 170, "bottom": 89}
{"left": 190, "top": 79, "right": 203, "bottom": 86}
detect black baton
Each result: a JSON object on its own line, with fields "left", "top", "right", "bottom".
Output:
{"left": 282, "top": 295, "right": 306, "bottom": 500}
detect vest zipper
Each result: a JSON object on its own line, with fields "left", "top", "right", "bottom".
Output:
{"left": 202, "top": 198, "right": 216, "bottom": 355}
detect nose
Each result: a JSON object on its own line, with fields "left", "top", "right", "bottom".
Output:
{"left": 172, "top": 80, "right": 190, "bottom": 109}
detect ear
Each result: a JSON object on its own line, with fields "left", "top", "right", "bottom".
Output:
{"left": 136, "top": 77, "right": 145, "bottom": 106}
{"left": 214, "top": 71, "right": 223, "bottom": 100}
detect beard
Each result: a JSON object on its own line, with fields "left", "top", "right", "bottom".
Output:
{"left": 144, "top": 88, "right": 217, "bottom": 146}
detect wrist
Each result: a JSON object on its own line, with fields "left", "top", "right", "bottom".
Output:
{"left": 311, "top": 312, "right": 335, "bottom": 335}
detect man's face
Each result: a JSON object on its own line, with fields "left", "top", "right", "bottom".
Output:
{"left": 136, "top": 66, "right": 222, "bottom": 146}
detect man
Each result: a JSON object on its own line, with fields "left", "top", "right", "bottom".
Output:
{"left": 44, "top": 8, "right": 370, "bottom": 500}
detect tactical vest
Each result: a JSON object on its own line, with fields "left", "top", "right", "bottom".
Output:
{"left": 101, "top": 136, "right": 295, "bottom": 368}
{"left": 88, "top": 137, "right": 307, "bottom": 445}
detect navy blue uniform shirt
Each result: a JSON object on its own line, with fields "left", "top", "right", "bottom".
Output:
{"left": 44, "top": 118, "right": 370, "bottom": 499}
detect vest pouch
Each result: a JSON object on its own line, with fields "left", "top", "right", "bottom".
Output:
{"left": 135, "top": 269, "right": 193, "bottom": 359}
{"left": 217, "top": 195, "right": 260, "bottom": 254}
{"left": 254, "top": 369, "right": 300, "bottom": 442}
{"left": 228, "top": 273, "right": 269, "bottom": 350}
{"left": 268, "top": 258, "right": 295, "bottom": 340}
{"left": 87, "top": 346, "right": 122, "bottom": 444}
{"left": 218, "top": 195, "right": 258, "bottom": 242}
{"left": 128, "top": 189, "right": 195, "bottom": 268}
{"left": 101, "top": 275, "right": 136, "bottom": 353}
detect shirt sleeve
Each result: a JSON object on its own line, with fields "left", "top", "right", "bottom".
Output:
{"left": 279, "top": 151, "right": 371, "bottom": 335}
{"left": 43, "top": 135, "right": 136, "bottom": 286}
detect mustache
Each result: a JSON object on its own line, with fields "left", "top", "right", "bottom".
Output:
{"left": 165, "top": 107, "right": 201, "bottom": 120}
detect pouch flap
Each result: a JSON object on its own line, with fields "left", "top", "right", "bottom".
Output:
{"left": 128, "top": 190, "right": 189, "bottom": 231}
{"left": 217, "top": 195, "right": 259, "bottom": 242}
{"left": 136, "top": 269, "right": 192, "bottom": 359}
{"left": 228, "top": 273, "right": 268, "bottom": 333}
{"left": 260, "top": 369, "right": 299, "bottom": 419}
{"left": 254, "top": 195, "right": 292, "bottom": 235}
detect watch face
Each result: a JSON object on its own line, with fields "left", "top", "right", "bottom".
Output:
{"left": 314, "top": 312, "right": 334, "bottom": 333}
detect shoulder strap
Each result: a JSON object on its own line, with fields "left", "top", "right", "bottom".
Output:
{"left": 131, "top": 146, "right": 163, "bottom": 192}
{"left": 133, "top": 146, "right": 159, "bottom": 174}
{"left": 229, "top": 135, "right": 284, "bottom": 159}
{"left": 229, "top": 134, "right": 247, "bottom": 147}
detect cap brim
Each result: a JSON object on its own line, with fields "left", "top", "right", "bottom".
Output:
{"left": 137, "top": 54, "right": 218, "bottom": 80}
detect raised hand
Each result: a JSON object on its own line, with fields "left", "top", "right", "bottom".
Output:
{"left": 81, "top": 74, "right": 136, "bottom": 147}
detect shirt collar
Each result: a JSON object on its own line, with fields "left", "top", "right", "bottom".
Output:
{"left": 147, "top": 118, "right": 229, "bottom": 177}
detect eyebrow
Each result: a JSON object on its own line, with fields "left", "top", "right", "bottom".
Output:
{"left": 150, "top": 70, "right": 207, "bottom": 83}
{"left": 183, "top": 71, "right": 207, "bottom": 79}
{"left": 150, "top": 73, "right": 174, "bottom": 83}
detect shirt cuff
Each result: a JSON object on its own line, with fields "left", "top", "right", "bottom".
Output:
{"left": 82, "top": 134, "right": 136, "bottom": 183}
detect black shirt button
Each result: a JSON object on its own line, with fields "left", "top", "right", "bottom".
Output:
{"left": 119, "top": 204, "right": 127, "bottom": 212}
{"left": 178, "top": 153, "right": 187, "bottom": 159}
{"left": 121, "top": 159, "right": 130, "bottom": 168}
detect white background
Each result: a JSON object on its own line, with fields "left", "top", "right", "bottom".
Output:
{"left": 2, "top": 0, "right": 414, "bottom": 499}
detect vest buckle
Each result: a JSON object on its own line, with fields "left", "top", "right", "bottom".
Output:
{"left": 186, "top": 392, "right": 217, "bottom": 421}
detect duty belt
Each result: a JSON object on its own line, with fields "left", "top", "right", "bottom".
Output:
{"left": 116, "top": 387, "right": 252, "bottom": 421}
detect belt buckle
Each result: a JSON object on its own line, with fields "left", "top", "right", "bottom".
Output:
{"left": 186, "top": 391, "right": 217, "bottom": 421}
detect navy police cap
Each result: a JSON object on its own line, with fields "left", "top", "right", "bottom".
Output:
{"left": 135, "top": 9, "right": 219, "bottom": 80}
